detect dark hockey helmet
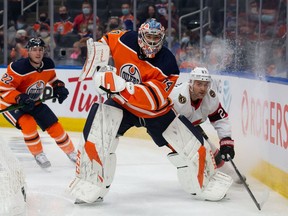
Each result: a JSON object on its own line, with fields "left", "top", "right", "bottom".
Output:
{"left": 26, "top": 37, "right": 45, "bottom": 49}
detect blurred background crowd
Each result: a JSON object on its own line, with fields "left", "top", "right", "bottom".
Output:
{"left": 0, "top": 0, "right": 287, "bottom": 78}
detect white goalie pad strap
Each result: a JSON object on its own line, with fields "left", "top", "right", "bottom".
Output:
{"left": 79, "top": 38, "right": 110, "bottom": 81}
{"left": 167, "top": 152, "right": 187, "bottom": 168}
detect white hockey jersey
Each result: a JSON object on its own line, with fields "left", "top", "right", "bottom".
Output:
{"left": 170, "top": 82, "right": 232, "bottom": 139}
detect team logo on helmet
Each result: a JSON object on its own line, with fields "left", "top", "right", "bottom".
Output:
{"left": 26, "top": 37, "right": 45, "bottom": 49}
{"left": 178, "top": 94, "right": 187, "bottom": 104}
{"left": 120, "top": 64, "right": 141, "bottom": 84}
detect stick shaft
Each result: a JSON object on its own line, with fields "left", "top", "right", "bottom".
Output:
{"left": 0, "top": 96, "right": 57, "bottom": 114}
{"left": 228, "top": 157, "right": 261, "bottom": 210}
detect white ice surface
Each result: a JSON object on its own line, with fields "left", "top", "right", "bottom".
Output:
{"left": 0, "top": 127, "right": 288, "bottom": 216}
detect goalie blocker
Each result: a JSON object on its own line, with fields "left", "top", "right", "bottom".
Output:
{"left": 163, "top": 115, "right": 233, "bottom": 201}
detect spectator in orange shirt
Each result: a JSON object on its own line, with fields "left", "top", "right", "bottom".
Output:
{"left": 33, "top": 12, "right": 50, "bottom": 34}
{"left": 119, "top": 2, "right": 134, "bottom": 23}
{"left": 73, "top": 1, "right": 100, "bottom": 37}
{"left": 54, "top": 5, "right": 73, "bottom": 36}
{"left": 10, "top": 29, "right": 29, "bottom": 62}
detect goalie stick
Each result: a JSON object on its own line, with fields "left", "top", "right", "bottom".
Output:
{"left": 197, "top": 125, "right": 269, "bottom": 211}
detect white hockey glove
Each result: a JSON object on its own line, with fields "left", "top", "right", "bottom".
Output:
{"left": 93, "top": 66, "right": 134, "bottom": 96}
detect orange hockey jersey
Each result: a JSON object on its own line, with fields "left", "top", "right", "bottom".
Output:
{"left": 0, "top": 57, "right": 58, "bottom": 110}
{"left": 100, "top": 30, "right": 180, "bottom": 118}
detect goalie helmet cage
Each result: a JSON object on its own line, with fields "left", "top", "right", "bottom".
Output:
{"left": 0, "top": 136, "right": 26, "bottom": 216}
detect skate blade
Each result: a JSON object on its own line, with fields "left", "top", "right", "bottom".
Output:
{"left": 40, "top": 166, "right": 52, "bottom": 172}
{"left": 74, "top": 197, "right": 103, "bottom": 205}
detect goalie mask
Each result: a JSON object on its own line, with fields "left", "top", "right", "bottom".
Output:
{"left": 189, "top": 67, "right": 212, "bottom": 95}
{"left": 138, "top": 18, "right": 165, "bottom": 58}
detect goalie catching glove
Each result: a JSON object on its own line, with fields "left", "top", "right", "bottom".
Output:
{"left": 93, "top": 66, "right": 135, "bottom": 98}
{"left": 219, "top": 137, "right": 235, "bottom": 161}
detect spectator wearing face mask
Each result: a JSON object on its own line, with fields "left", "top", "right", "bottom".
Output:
{"left": 8, "top": 14, "right": 36, "bottom": 49}
{"left": 73, "top": 1, "right": 100, "bottom": 37}
{"left": 38, "top": 24, "right": 56, "bottom": 56}
{"left": 164, "top": 27, "right": 180, "bottom": 55}
{"left": 54, "top": 5, "right": 73, "bottom": 36}
{"left": 33, "top": 12, "right": 50, "bottom": 34}
{"left": 119, "top": 2, "right": 134, "bottom": 23}
{"left": 105, "top": 16, "right": 121, "bottom": 33}
{"left": 138, "top": 4, "right": 160, "bottom": 26}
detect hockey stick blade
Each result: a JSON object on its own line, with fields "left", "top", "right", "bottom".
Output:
{"left": 0, "top": 96, "right": 57, "bottom": 114}
{"left": 228, "top": 156, "right": 262, "bottom": 210}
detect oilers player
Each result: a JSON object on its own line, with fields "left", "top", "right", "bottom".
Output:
{"left": 169, "top": 67, "right": 244, "bottom": 183}
{"left": 68, "top": 19, "right": 233, "bottom": 203}
{"left": 0, "top": 38, "right": 77, "bottom": 170}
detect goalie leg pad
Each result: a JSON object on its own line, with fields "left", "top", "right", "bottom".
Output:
{"left": 163, "top": 115, "right": 233, "bottom": 201}
{"left": 68, "top": 150, "right": 117, "bottom": 203}
{"left": 68, "top": 104, "right": 122, "bottom": 203}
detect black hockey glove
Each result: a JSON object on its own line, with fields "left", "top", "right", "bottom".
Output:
{"left": 219, "top": 137, "right": 235, "bottom": 161}
{"left": 16, "top": 93, "right": 35, "bottom": 112}
{"left": 52, "top": 80, "right": 69, "bottom": 104}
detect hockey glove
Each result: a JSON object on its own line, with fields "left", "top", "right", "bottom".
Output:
{"left": 52, "top": 80, "right": 69, "bottom": 104}
{"left": 93, "top": 71, "right": 134, "bottom": 95}
{"left": 16, "top": 93, "right": 35, "bottom": 112}
{"left": 219, "top": 137, "right": 235, "bottom": 161}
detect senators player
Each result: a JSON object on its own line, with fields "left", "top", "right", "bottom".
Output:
{"left": 0, "top": 38, "right": 77, "bottom": 170}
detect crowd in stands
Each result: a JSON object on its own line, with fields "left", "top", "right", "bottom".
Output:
{"left": 1, "top": 0, "right": 288, "bottom": 78}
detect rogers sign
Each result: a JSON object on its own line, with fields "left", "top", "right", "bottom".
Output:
{"left": 241, "top": 89, "right": 288, "bottom": 149}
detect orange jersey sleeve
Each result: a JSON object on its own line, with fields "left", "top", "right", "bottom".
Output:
{"left": 0, "top": 57, "right": 57, "bottom": 110}
{"left": 100, "top": 30, "right": 179, "bottom": 118}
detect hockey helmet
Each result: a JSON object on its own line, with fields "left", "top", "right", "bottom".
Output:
{"left": 189, "top": 67, "right": 212, "bottom": 92}
{"left": 190, "top": 67, "right": 211, "bottom": 82}
{"left": 138, "top": 18, "right": 165, "bottom": 58}
{"left": 26, "top": 37, "right": 45, "bottom": 49}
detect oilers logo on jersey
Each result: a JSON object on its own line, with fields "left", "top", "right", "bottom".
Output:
{"left": 27, "top": 80, "right": 45, "bottom": 100}
{"left": 120, "top": 64, "right": 141, "bottom": 84}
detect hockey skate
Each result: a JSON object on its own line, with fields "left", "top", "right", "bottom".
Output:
{"left": 67, "top": 151, "right": 77, "bottom": 163}
{"left": 217, "top": 162, "right": 246, "bottom": 184}
{"left": 34, "top": 152, "right": 51, "bottom": 169}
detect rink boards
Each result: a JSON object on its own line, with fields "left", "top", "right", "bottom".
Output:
{"left": 0, "top": 67, "right": 287, "bottom": 199}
